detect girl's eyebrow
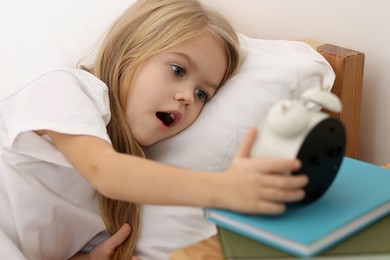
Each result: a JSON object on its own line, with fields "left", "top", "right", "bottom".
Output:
{"left": 171, "top": 52, "right": 219, "bottom": 90}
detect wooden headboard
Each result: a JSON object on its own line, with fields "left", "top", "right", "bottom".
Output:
{"left": 300, "top": 39, "right": 365, "bottom": 159}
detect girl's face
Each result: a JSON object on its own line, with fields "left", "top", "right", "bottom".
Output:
{"left": 125, "top": 33, "right": 228, "bottom": 146}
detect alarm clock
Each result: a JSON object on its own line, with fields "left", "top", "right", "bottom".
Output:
{"left": 251, "top": 80, "right": 346, "bottom": 204}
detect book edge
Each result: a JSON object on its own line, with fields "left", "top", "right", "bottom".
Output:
{"left": 206, "top": 202, "right": 390, "bottom": 257}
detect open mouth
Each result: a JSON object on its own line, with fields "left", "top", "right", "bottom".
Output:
{"left": 156, "top": 112, "right": 176, "bottom": 127}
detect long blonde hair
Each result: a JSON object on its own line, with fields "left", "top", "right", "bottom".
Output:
{"left": 88, "top": 0, "right": 241, "bottom": 258}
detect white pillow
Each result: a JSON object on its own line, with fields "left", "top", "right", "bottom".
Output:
{"left": 139, "top": 34, "right": 335, "bottom": 259}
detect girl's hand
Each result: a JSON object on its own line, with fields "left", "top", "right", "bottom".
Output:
{"left": 218, "top": 128, "right": 309, "bottom": 214}
{"left": 70, "top": 224, "right": 140, "bottom": 260}
{"left": 89, "top": 224, "right": 137, "bottom": 260}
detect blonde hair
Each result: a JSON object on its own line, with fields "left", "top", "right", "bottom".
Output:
{"left": 88, "top": 0, "right": 241, "bottom": 258}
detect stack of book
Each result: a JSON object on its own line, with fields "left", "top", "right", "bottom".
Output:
{"left": 205, "top": 157, "right": 390, "bottom": 259}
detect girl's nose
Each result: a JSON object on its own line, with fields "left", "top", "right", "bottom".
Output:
{"left": 174, "top": 88, "right": 195, "bottom": 105}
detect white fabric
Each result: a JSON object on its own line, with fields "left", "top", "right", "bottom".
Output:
{"left": 140, "top": 34, "right": 336, "bottom": 259}
{"left": 0, "top": 69, "right": 110, "bottom": 259}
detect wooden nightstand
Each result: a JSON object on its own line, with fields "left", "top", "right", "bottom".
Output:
{"left": 169, "top": 235, "right": 222, "bottom": 260}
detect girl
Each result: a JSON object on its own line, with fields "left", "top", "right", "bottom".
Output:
{"left": 0, "top": 0, "right": 308, "bottom": 259}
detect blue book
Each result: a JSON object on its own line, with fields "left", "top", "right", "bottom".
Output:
{"left": 205, "top": 157, "right": 390, "bottom": 258}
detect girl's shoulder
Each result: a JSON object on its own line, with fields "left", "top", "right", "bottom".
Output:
{"left": 1, "top": 68, "right": 111, "bottom": 126}
{"left": 1, "top": 68, "right": 108, "bottom": 101}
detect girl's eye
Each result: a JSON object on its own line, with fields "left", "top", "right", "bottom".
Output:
{"left": 195, "top": 88, "right": 209, "bottom": 102}
{"left": 171, "top": 65, "right": 186, "bottom": 77}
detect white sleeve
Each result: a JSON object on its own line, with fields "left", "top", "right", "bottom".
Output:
{"left": 0, "top": 69, "right": 111, "bottom": 164}
{"left": 0, "top": 229, "right": 27, "bottom": 260}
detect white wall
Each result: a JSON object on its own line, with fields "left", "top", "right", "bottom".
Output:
{"left": 202, "top": 0, "right": 390, "bottom": 165}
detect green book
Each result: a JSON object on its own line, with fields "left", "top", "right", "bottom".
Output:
{"left": 218, "top": 215, "right": 390, "bottom": 260}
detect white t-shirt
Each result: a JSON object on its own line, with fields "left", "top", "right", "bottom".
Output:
{"left": 0, "top": 68, "right": 210, "bottom": 260}
{"left": 0, "top": 69, "right": 111, "bottom": 259}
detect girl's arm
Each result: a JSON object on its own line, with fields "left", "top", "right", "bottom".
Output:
{"left": 47, "top": 128, "right": 308, "bottom": 214}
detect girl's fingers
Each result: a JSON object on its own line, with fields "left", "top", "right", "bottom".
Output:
{"left": 254, "top": 157, "right": 302, "bottom": 173}
{"left": 259, "top": 173, "right": 308, "bottom": 189}
{"left": 235, "top": 128, "right": 257, "bottom": 158}
{"left": 260, "top": 186, "right": 306, "bottom": 202}
{"left": 88, "top": 223, "right": 132, "bottom": 260}
{"left": 100, "top": 223, "right": 131, "bottom": 250}
{"left": 252, "top": 200, "right": 286, "bottom": 215}
{"left": 234, "top": 128, "right": 303, "bottom": 174}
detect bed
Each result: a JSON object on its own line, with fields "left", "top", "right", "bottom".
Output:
{"left": 0, "top": 1, "right": 365, "bottom": 259}
{"left": 167, "top": 39, "right": 365, "bottom": 260}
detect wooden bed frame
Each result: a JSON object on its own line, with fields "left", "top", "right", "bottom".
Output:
{"left": 301, "top": 39, "right": 364, "bottom": 159}
{"left": 169, "top": 40, "right": 365, "bottom": 260}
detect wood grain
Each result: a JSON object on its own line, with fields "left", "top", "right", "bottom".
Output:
{"left": 301, "top": 40, "right": 365, "bottom": 158}
{"left": 169, "top": 235, "right": 223, "bottom": 260}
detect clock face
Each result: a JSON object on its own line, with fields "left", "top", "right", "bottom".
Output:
{"left": 291, "top": 117, "right": 346, "bottom": 205}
